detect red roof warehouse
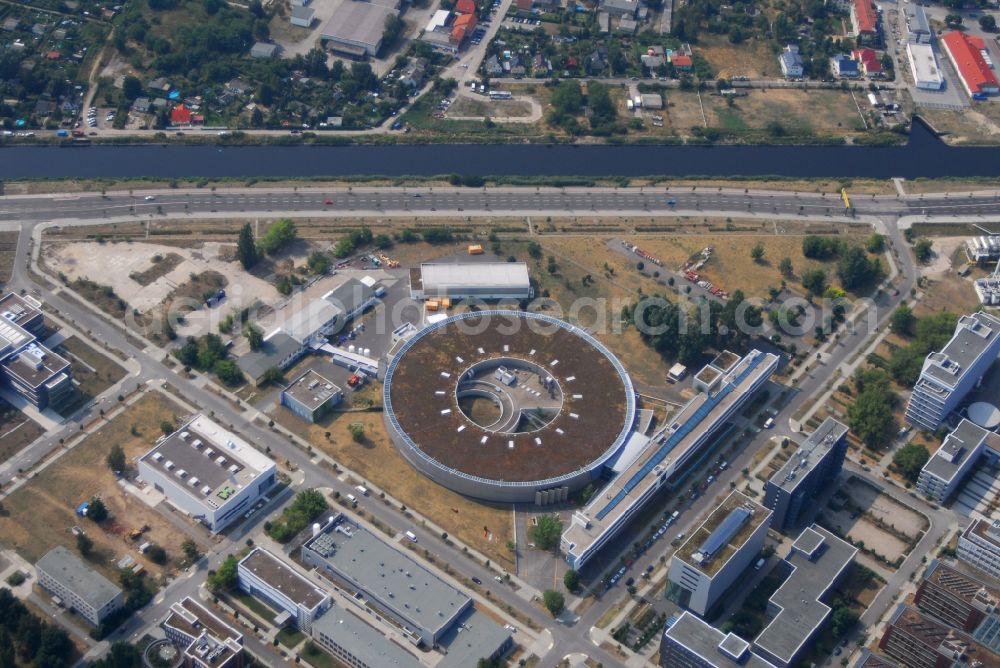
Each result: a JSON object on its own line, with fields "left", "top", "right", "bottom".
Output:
{"left": 851, "top": 0, "right": 878, "bottom": 36}
{"left": 941, "top": 32, "right": 998, "bottom": 96}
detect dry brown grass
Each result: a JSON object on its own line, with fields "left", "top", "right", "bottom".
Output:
{"left": 914, "top": 273, "right": 983, "bottom": 317}
{"left": 704, "top": 88, "right": 866, "bottom": 136}
{"left": 920, "top": 107, "right": 1000, "bottom": 145}
{"left": 699, "top": 35, "right": 779, "bottom": 79}
{"left": 0, "top": 400, "right": 44, "bottom": 463}
{"left": 0, "top": 231, "right": 17, "bottom": 283}
{"left": 904, "top": 178, "right": 1000, "bottom": 194}
{"left": 0, "top": 392, "right": 209, "bottom": 580}
{"left": 273, "top": 407, "right": 515, "bottom": 569}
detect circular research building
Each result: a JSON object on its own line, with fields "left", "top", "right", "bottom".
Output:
{"left": 969, "top": 402, "right": 1000, "bottom": 431}
{"left": 384, "top": 311, "right": 636, "bottom": 503}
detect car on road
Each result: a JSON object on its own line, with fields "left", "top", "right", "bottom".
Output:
{"left": 144, "top": 195, "right": 155, "bottom": 201}
{"left": 667, "top": 199, "right": 676, "bottom": 206}
{"left": 472, "top": 576, "right": 482, "bottom": 584}
{"left": 324, "top": 199, "right": 333, "bottom": 205}
{"left": 494, "top": 575, "right": 504, "bottom": 583}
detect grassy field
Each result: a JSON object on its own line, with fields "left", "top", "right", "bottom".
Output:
{"left": 449, "top": 96, "right": 533, "bottom": 118}
{"left": 58, "top": 336, "right": 128, "bottom": 405}
{"left": 0, "top": 231, "right": 17, "bottom": 283}
{"left": 920, "top": 107, "right": 1000, "bottom": 146}
{"left": 273, "top": 406, "right": 515, "bottom": 569}
{"left": 0, "top": 399, "right": 45, "bottom": 464}
{"left": 129, "top": 252, "right": 184, "bottom": 286}
{"left": 0, "top": 392, "right": 206, "bottom": 580}
{"left": 702, "top": 89, "right": 866, "bottom": 137}
{"left": 905, "top": 177, "right": 1000, "bottom": 194}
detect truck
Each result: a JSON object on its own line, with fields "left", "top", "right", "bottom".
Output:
{"left": 468, "top": 244, "right": 484, "bottom": 255}
{"left": 972, "top": 92, "right": 988, "bottom": 101}
{"left": 405, "top": 530, "right": 418, "bottom": 542}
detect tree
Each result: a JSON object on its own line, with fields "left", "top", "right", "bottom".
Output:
{"left": 801, "top": 268, "right": 828, "bottom": 296}
{"left": 913, "top": 237, "right": 933, "bottom": 263}
{"left": 87, "top": 497, "right": 108, "bottom": 523}
{"left": 160, "top": 419, "right": 176, "bottom": 435}
{"left": 258, "top": 218, "right": 297, "bottom": 255}
{"left": 382, "top": 14, "right": 405, "bottom": 48}
{"left": 122, "top": 76, "right": 142, "bottom": 101}
{"left": 527, "top": 241, "right": 542, "bottom": 259}
{"left": 893, "top": 443, "right": 930, "bottom": 482}
{"left": 245, "top": 323, "right": 263, "bottom": 351}
{"left": 213, "top": 360, "right": 243, "bottom": 385}
{"left": 89, "top": 641, "right": 143, "bottom": 668}
{"left": 750, "top": 242, "right": 765, "bottom": 262}
{"left": 542, "top": 589, "right": 565, "bottom": 616}
{"left": 106, "top": 444, "right": 126, "bottom": 472}
{"left": 530, "top": 514, "right": 563, "bottom": 551}
{"left": 237, "top": 223, "right": 258, "bottom": 270}
{"left": 563, "top": 569, "right": 581, "bottom": 592}
{"left": 262, "top": 366, "right": 284, "bottom": 385}
{"left": 779, "top": 256, "right": 793, "bottom": 277}
{"left": 980, "top": 14, "right": 997, "bottom": 31}
{"left": 890, "top": 303, "right": 915, "bottom": 336}
{"left": 829, "top": 607, "right": 859, "bottom": 637}
{"left": 848, "top": 370, "right": 896, "bottom": 450}
{"left": 837, "top": 246, "right": 881, "bottom": 290}
{"left": 865, "top": 233, "right": 885, "bottom": 253}
{"left": 944, "top": 13, "right": 963, "bottom": 27}
{"left": 349, "top": 423, "right": 365, "bottom": 442}
{"left": 207, "top": 555, "right": 239, "bottom": 593}
{"left": 182, "top": 539, "right": 200, "bottom": 563}
{"left": 76, "top": 532, "right": 93, "bottom": 557}
{"left": 307, "top": 251, "right": 331, "bottom": 274}
{"left": 146, "top": 545, "right": 167, "bottom": 565}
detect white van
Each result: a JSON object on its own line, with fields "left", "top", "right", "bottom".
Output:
{"left": 671, "top": 510, "right": 680, "bottom": 520}
{"left": 405, "top": 530, "right": 418, "bottom": 543}
{"left": 346, "top": 493, "right": 358, "bottom": 505}
{"left": 355, "top": 485, "right": 369, "bottom": 496}
{"left": 754, "top": 557, "right": 766, "bottom": 570}
{"left": 764, "top": 417, "right": 775, "bottom": 429}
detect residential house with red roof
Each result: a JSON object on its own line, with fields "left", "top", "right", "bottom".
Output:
{"left": 671, "top": 54, "right": 693, "bottom": 71}
{"left": 456, "top": 0, "right": 476, "bottom": 14}
{"left": 852, "top": 48, "right": 883, "bottom": 76}
{"left": 170, "top": 104, "right": 192, "bottom": 125}
{"left": 850, "top": 0, "right": 879, "bottom": 44}
{"left": 941, "top": 31, "right": 999, "bottom": 97}
{"left": 450, "top": 12, "right": 476, "bottom": 44}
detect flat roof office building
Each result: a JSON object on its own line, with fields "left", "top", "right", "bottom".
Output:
{"left": 764, "top": 418, "right": 849, "bottom": 533}
{"left": 280, "top": 369, "right": 342, "bottom": 423}
{"left": 959, "top": 519, "right": 1000, "bottom": 580}
{"left": 137, "top": 415, "right": 277, "bottom": 532}
{"left": 668, "top": 491, "right": 772, "bottom": 616}
{"left": 310, "top": 605, "right": 420, "bottom": 668}
{"left": 237, "top": 548, "right": 331, "bottom": 632}
{"left": 753, "top": 525, "right": 857, "bottom": 667}
{"left": 409, "top": 262, "right": 531, "bottom": 301}
{"left": 163, "top": 596, "right": 245, "bottom": 668}
{"left": 916, "top": 419, "right": 999, "bottom": 504}
{"left": 0, "top": 292, "right": 74, "bottom": 410}
{"left": 914, "top": 560, "right": 1000, "bottom": 633}
{"left": 36, "top": 546, "right": 124, "bottom": 626}
{"left": 906, "top": 312, "right": 1000, "bottom": 431}
{"left": 562, "top": 350, "right": 778, "bottom": 570}
{"left": 301, "top": 515, "right": 475, "bottom": 646}
{"left": 660, "top": 612, "right": 777, "bottom": 668}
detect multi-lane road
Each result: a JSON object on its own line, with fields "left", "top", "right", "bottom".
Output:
{"left": 0, "top": 183, "right": 987, "bottom": 667}
{"left": 2, "top": 186, "right": 1000, "bottom": 225}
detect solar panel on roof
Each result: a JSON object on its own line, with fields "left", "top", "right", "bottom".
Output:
{"left": 699, "top": 507, "right": 752, "bottom": 561}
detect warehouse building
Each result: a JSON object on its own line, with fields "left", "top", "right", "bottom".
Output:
{"left": 959, "top": 518, "right": 1000, "bottom": 580}
{"left": 753, "top": 525, "right": 857, "bottom": 667}
{"left": 967, "top": 236, "right": 1000, "bottom": 263}
{"left": 0, "top": 292, "right": 74, "bottom": 410}
{"left": 281, "top": 369, "right": 342, "bottom": 422}
{"left": 409, "top": 262, "right": 531, "bottom": 300}
{"left": 764, "top": 418, "right": 849, "bottom": 533}
{"left": 237, "top": 548, "right": 331, "bottom": 631}
{"left": 310, "top": 605, "right": 420, "bottom": 668}
{"left": 905, "top": 312, "right": 1000, "bottom": 431}
{"left": 562, "top": 349, "right": 779, "bottom": 570}
{"left": 320, "top": 1, "right": 398, "bottom": 57}
{"left": 916, "top": 419, "right": 1000, "bottom": 503}
{"left": 941, "top": 32, "right": 1000, "bottom": 97}
{"left": 302, "top": 515, "right": 471, "bottom": 646}
{"left": 137, "top": 415, "right": 277, "bottom": 532}
{"left": 660, "top": 612, "right": 777, "bottom": 668}
{"left": 36, "top": 546, "right": 124, "bottom": 626}
{"left": 163, "top": 596, "right": 245, "bottom": 668}
{"left": 904, "top": 4, "right": 931, "bottom": 43}
{"left": 906, "top": 43, "right": 944, "bottom": 90}
{"left": 914, "top": 560, "right": 1000, "bottom": 633}
{"left": 667, "top": 491, "right": 772, "bottom": 616}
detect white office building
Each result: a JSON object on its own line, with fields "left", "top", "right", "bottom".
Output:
{"left": 916, "top": 419, "right": 999, "bottom": 503}
{"left": 409, "top": 262, "right": 531, "bottom": 300}
{"left": 958, "top": 518, "right": 1000, "bottom": 580}
{"left": 36, "top": 546, "right": 124, "bottom": 626}
{"left": 562, "top": 349, "right": 779, "bottom": 570}
{"left": 137, "top": 415, "right": 277, "bottom": 532}
{"left": 905, "top": 312, "right": 1000, "bottom": 431}
{"left": 162, "top": 596, "right": 244, "bottom": 668}
{"left": 237, "top": 548, "right": 331, "bottom": 631}
{"left": 667, "top": 491, "right": 772, "bottom": 616}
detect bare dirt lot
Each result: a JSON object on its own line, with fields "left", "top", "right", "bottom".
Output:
{"left": 273, "top": 406, "right": 515, "bottom": 569}
{"left": 43, "top": 241, "right": 278, "bottom": 338}
{"left": 0, "top": 392, "right": 210, "bottom": 580}
{"left": 0, "top": 231, "right": 17, "bottom": 283}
